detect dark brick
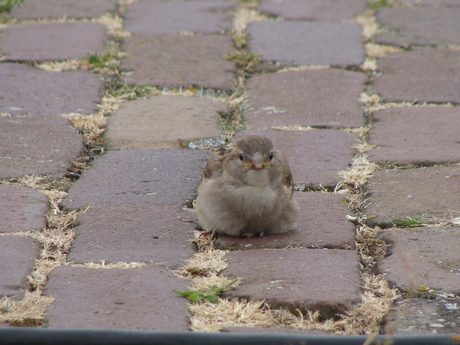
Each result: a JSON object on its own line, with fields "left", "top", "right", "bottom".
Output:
{"left": 124, "top": 0, "right": 235, "bottom": 35}
{"left": 0, "top": 116, "right": 85, "bottom": 179}
{"left": 373, "top": 49, "right": 460, "bottom": 104}
{"left": 121, "top": 34, "right": 236, "bottom": 91}
{"left": 224, "top": 248, "right": 361, "bottom": 318}
{"left": 235, "top": 129, "right": 358, "bottom": 189}
{"left": 244, "top": 69, "right": 366, "bottom": 128}
{"left": 258, "top": 0, "right": 367, "bottom": 21}
{"left": 0, "top": 184, "right": 48, "bottom": 234}
{"left": 369, "top": 107, "right": 460, "bottom": 165}
{"left": 106, "top": 96, "right": 226, "bottom": 149}
{"left": 366, "top": 166, "right": 460, "bottom": 228}
{"left": 0, "top": 236, "right": 40, "bottom": 299}
{"left": 10, "top": 0, "right": 119, "bottom": 19}
{"left": 217, "top": 192, "right": 355, "bottom": 250}
{"left": 45, "top": 266, "right": 189, "bottom": 330}
{"left": 380, "top": 228, "right": 460, "bottom": 293}
{"left": 0, "top": 22, "right": 106, "bottom": 61}
{"left": 248, "top": 22, "right": 364, "bottom": 67}
{"left": 375, "top": 7, "right": 460, "bottom": 48}
{"left": 63, "top": 149, "right": 210, "bottom": 209}
{"left": 0, "top": 63, "right": 102, "bottom": 117}
{"left": 68, "top": 206, "right": 196, "bottom": 269}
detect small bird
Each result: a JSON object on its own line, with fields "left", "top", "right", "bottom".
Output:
{"left": 196, "top": 135, "right": 299, "bottom": 237}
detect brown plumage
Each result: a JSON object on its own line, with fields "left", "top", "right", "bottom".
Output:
{"left": 196, "top": 135, "right": 299, "bottom": 237}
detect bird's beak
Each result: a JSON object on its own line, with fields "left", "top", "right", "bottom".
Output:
{"left": 248, "top": 152, "right": 269, "bottom": 170}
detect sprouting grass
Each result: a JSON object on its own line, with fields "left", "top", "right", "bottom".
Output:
{"left": 176, "top": 279, "right": 239, "bottom": 304}
{"left": 225, "top": 50, "right": 260, "bottom": 75}
{"left": 392, "top": 216, "right": 426, "bottom": 228}
{"left": 109, "top": 84, "right": 156, "bottom": 101}
{"left": 368, "top": 0, "right": 401, "bottom": 11}
{"left": 86, "top": 52, "right": 119, "bottom": 72}
{"left": 0, "top": 0, "right": 22, "bottom": 12}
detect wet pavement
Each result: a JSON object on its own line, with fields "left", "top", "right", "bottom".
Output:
{"left": 0, "top": 0, "right": 459, "bottom": 335}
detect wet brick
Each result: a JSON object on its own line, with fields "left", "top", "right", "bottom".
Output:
{"left": 121, "top": 34, "right": 236, "bottom": 91}
{"left": 244, "top": 69, "right": 366, "bottom": 128}
{"left": 0, "top": 184, "right": 48, "bottom": 234}
{"left": 106, "top": 96, "right": 226, "bottom": 149}
{"left": 46, "top": 266, "right": 189, "bottom": 330}
{"left": 63, "top": 149, "right": 210, "bottom": 209}
{"left": 373, "top": 49, "right": 460, "bottom": 104}
{"left": 224, "top": 248, "right": 361, "bottom": 318}
{"left": 68, "top": 206, "right": 196, "bottom": 269}
{"left": 247, "top": 22, "right": 364, "bottom": 67}
{"left": 0, "top": 22, "right": 107, "bottom": 61}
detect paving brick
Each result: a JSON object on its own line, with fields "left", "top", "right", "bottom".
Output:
{"left": 366, "top": 166, "right": 460, "bottom": 228}
{"left": 0, "top": 236, "right": 40, "bottom": 299}
{"left": 106, "top": 96, "right": 226, "bottom": 150}
{"left": 121, "top": 34, "right": 236, "bottom": 91}
{"left": 224, "top": 248, "right": 361, "bottom": 318}
{"left": 375, "top": 7, "right": 460, "bottom": 48}
{"left": 384, "top": 297, "right": 460, "bottom": 334}
{"left": 258, "top": 0, "right": 367, "bottom": 21}
{"left": 0, "top": 116, "right": 85, "bottom": 179}
{"left": 45, "top": 266, "right": 189, "bottom": 330}
{"left": 0, "top": 63, "right": 103, "bottom": 117}
{"left": 10, "top": 0, "right": 119, "bottom": 19}
{"left": 216, "top": 192, "right": 355, "bottom": 250}
{"left": 380, "top": 228, "right": 460, "bottom": 293}
{"left": 244, "top": 69, "right": 366, "bottom": 128}
{"left": 0, "top": 22, "right": 106, "bottom": 61}
{"left": 124, "top": 0, "right": 235, "bottom": 35}
{"left": 63, "top": 149, "right": 210, "bottom": 210}
{"left": 373, "top": 49, "right": 460, "bottom": 104}
{"left": 235, "top": 129, "right": 358, "bottom": 189}
{"left": 0, "top": 184, "right": 48, "bottom": 234}
{"left": 247, "top": 22, "right": 364, "bottom": 67}
{"left": 369, "top": 107, "right": 460, "bottom": 165}
{"left": 68, "top": 206, "right": 196, "bottom": 269}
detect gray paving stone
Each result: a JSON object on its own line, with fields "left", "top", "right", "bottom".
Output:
{"left": 375, "top": 7, "right": 460, "bottom": 48}
{"left": 0, "top": 116, "right": 85, "bottom": 179}
{"left": 366, "top": 166, "right": 460, "bottom": 228}
{"left": 216, "top": 191, "right": 355, "bottom": 250}
{"left": 107, "top": 96, "right": 226, "bottom": 150}
{"left": 369, "top": 107, "right": 460, "bottom": 165}
{"left": 45, "top": 266, "right": 189, "bottom": 330}
{"left": 0, "top": 184, "right": 48, "bottom": 234}
{"left": 63, "top": 149, "right": 210, "bottom": 210}
{"left": 68, "top": 206, "right": 196, "bottom": 269}
{"left": 385, "top": 297, "right": 460, "bottom": 334}
{"left": 121, "top": 34, "right": 236, "bottom": 91}
{"left": 10, "top": 0, "right": 119, "bottom": 19}
{"left": 235, "top": 129, "right": 358, "bottom": 189}
{"left": 224, "top": 248, "right": 361, "bottom": 318}
{"left": 247, "top": 22, "right": 364, "bottom": 67}
{"left": 373, "top": 49, "right": 460, "bottom": 104}
{"left": 124, "top": 0, "right": 235, "bottom": 35}
{"left": 0, "top": 236, "right": 40, "bottom": 299}
{"left": 0, "top": 22, "right": 106, "bottom": 61}
{"left": 380, "top": 227, "right": 460, "bottom": 293}
{"left": 0, "top": 63, "right": 103, "bottom": 117}
{"left": 258, "top": 0, "right": 367, "bottom": 21}
{"left": 244, "top": 69, "right": 366, "bottom": 128}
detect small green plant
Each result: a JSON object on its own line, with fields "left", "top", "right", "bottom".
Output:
{"left": 110, "top": 84, "right": 155, "bottom": 101}
{"left": 225, "top": 50, "right": 260, "bottom": 74}
{"left": 87, "top": 52, "right": 119, "bottom": 71}
{"left": 0, "top": 0, "right": 23, "bottom": 13}
{"left": 368, "top": 0, "right": 400, "bottom": 11}
{"left": 176, "top": 279, "right": 238, "bottom": 304}
{"left": 392, "top": 216, "right": 425, "bottom": 228}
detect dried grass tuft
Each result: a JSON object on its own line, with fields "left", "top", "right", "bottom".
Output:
{"left": 180, "top": 250, "right": 228, "bottom": 277}
{"left": 0, "top": 290, "right": 54, "bottom": 326}
{"left": 189, "top": 299, "right": 274, "bottom": 332}
{"left": 73, "top": 262, "right": 147, "bottom": 269}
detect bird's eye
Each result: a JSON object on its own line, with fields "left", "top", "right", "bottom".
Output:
{"left": 238, "top": 153, "right": 244, "bottom": 161}
{"left": 268, "top": 152, "right": 274, "bottom": 160}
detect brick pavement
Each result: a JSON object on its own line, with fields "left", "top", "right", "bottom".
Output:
{"left": 0, "top": 0, "right": 459, "bottom": 335}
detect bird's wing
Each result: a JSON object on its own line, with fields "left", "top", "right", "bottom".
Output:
{"left": 279, "top": 152, "right": 295, "bottom": 195}
{"left": 200, "top": 145, "right": 233, "bottom": 182}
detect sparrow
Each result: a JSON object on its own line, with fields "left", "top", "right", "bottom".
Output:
{"left": 195, "top": 135, "right": 299, "bottom": 237}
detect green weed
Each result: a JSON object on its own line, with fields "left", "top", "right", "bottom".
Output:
{"left": 176, "top": 279, "right": 239, "bottom": 304}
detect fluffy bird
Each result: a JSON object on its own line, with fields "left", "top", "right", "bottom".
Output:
{"left": 196, "top": 135, "right": 299, "bottom": 237}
